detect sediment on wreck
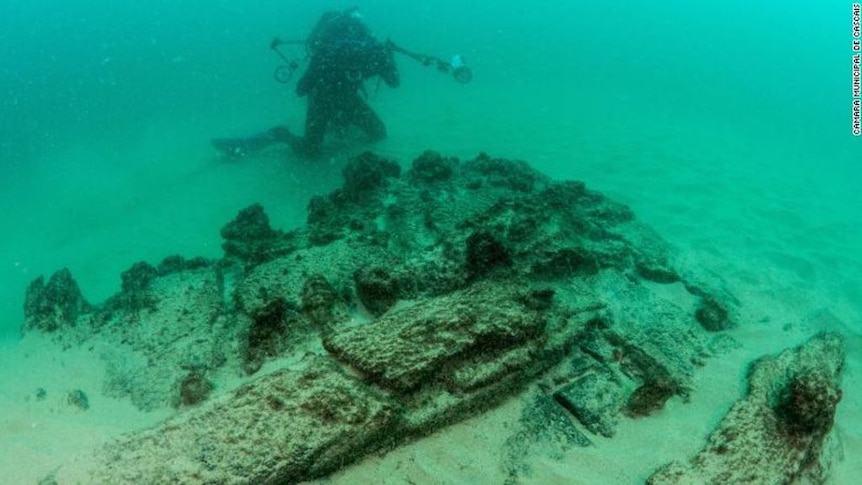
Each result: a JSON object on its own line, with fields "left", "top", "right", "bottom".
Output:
{"left": 25, "top": 150, "right": 759, "bottom": 484}
{"left": 648, "top": 332, "right": 845, "bottom": 484}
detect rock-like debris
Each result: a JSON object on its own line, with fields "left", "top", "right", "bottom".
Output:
{"left": 21, "top": 150, "right": 797, "bottom": 483}
{"left": 66, "top": 389, "right": 90, "bottom": 411}
{"left": 465, "top": 230, "right": 513, "bottom": 280}
{"left": 553, "top": 367, "right": 624, "bottom": 437}
{"left": 23, "top": 267, "right": 90, "bottom": 333}
{"left": 776, "top": 368, "right": 842, "bottom": 439}
{"left": 695, "top": 295, "right": 732, "bottom": 332}
{"left": 324, "top": 280, "right": 547, "bottom": 395}
{"left": 409, "top": 149, "right": 457, "bottom": 184}
{"left": 648, "top": 332, "right": 845, "bottom": 484}
{"left": 220, "top": 203, "right": 294, "bottom": 265}
{"left": 341, "top": 151, "right": 401, "bottom": 201}
{"left": 504, "top": 391, "right": 592, "bottom": 483}
{"left": 353, "top": 265, "right": 398, "bottom": 316}
{"left": 241, "top": 298, "right": 305, "bottom": 375}
{"left": 624, "top": 374, "right": 683, "bottom": 418}
{"left": 56, "top": 358, "right": 400, "bottom": 484}
{"left": 300, "top": 273, "right": 346, "bottom": 333}
{"left": 178, "top": 372, "right": 214, "bottom": 407}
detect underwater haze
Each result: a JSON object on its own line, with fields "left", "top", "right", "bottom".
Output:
{"left": 1, "top": 1, "right": 859, "bottom": 337}
{"left": 0, "top": 0, "right": 861, "bottom": 480}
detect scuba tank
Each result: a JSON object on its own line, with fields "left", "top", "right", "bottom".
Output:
{"left": 306, "top": 8, "right": 375, "bottom": 63}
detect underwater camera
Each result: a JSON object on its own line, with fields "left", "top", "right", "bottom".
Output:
{"left": 449, "top": 54, "right": 473, "bottom": 84}
{"left": 387, "top": 41, "right": 473, "bottom": 84}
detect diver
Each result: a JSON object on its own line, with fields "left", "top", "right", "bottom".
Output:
{"left": 212, "top": 8, "right": 471, "bottom": 160}
{"left": 286, "top": 8, "right": 399, "bottom": 156}
{"left": 213, "top": 8, "right": 399, "bottom": 159}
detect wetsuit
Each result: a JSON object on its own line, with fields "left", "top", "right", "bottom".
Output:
{"left": 290, "top": 11, "right": 399, "bottom": 157}
{"left": 211, "top": 10, "right": 399, "bottom": 160}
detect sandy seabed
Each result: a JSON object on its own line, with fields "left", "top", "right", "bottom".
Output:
{"left": 1, "top": 88, "right": 859, "bottom": 483}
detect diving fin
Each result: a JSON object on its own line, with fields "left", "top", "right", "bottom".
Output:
{"left": 211, "top": 126, "right": 303, "bottom": 159}
{"left": 211, "top": 129, "right": 286, "bottom": 159}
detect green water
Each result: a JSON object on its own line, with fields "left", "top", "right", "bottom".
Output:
{"left": 1, "top": 0, "right": 860, "bottom": 481}
{"left": 1, "top": 0, "right": 858, "bottom": 331}
{"left": 2, "top": 0, "right": 859, "bottom": 336}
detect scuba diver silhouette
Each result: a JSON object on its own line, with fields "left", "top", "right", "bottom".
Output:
{"left": 212, "top": 7, "right": 471, "bottom": 159}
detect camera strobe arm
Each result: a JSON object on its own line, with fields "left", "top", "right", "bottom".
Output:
{"left": 385, "top": 40, "right": 472, "bottom": 84}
